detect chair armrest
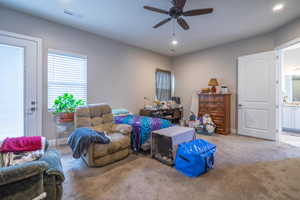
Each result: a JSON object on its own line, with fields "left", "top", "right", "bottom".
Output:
{"left": 112, "top": 124, "right": 132, "bottom": 135}
{"left": 39, "top": 149, "right": 65, "bottom": 183}
{"left": 0, "top": 161, "right": 47, "bottom": 186}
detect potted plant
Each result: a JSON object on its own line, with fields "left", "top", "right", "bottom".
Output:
{"left": 52, "top": 93, "right": 85, "bottom": 123}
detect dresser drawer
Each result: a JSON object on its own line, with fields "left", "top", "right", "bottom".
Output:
{"left": 211, "top": 115, "right": 224, "bottom": 121}
{"left": 209, "top": 108, "right": 224, "bottom": 115}
{"left": 215, "top": 96, "right": 225, "bottom": 102}
{"left": 199, "top": 107, "right": 209, "bottom": 113}
{"left": 216, "top": 128, "right": 226, "bottom": 134}
{"left": 214, "top": 120, "right": 225, "bottom": 126}
{"left": 199, "top": 102, "right": 209, "bottom": 108}
{"left": 199, "top": 111, "right": 225, "bottom": 118}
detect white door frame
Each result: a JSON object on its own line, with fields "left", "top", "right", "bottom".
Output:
{"left": 275, "top": 49, "right": 282, "bottom": 142}
{"left": 0, "top": 30, "right": 43, "bottom": 136}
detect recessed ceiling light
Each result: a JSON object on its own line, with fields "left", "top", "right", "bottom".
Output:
{"left": 273, "top": 3, "right": 284, "bottom": 12}
{"left": 171, "top": 39, "right": 178, "bottom": 46}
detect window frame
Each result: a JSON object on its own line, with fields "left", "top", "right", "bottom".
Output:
{"left": 155, "top": 68, "right": 172, "bottom": 101}
{"left": 47, "top": 49, "right": 88, "bottom": 110}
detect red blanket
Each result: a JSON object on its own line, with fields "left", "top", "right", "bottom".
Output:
{"left": 0, "top": 136, "right": 42, "bottom": 153}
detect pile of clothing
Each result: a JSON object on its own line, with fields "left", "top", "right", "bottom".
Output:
{"left": 188, "top": 113, "right": 216, "bottom": 135}
{"left": 0, "top": 136, "right": 46, "bottom": 167}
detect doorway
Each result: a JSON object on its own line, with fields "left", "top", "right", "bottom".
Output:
{"left": 0, "top": 31, "right": 42, "bottom": 140}
{"left": 279, "top": 42, "right": 300, "bottom": 147}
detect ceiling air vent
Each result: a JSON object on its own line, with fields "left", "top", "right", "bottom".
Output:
{"left": 64, "top": 9, "right": 82, "bottom": 18}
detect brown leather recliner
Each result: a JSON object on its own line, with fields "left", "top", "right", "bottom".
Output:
{"left": 74, "top": 103, "right": 132, "bottom": 167}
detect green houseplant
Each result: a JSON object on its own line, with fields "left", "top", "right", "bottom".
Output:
{"left": 52, "top": 93, "right": 85, "bottom": 123}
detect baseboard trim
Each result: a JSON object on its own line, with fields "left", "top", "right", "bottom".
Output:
{"left": 231, "top": 128, "right": 237, "bottom": 134}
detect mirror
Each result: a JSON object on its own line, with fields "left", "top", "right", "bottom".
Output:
{"left": 292, "top": 76, "right": 300, "bottom": 101}
{"left": 283, "top": 75, "right": 300, "bottom": 103}
{"left": 282, "top": 42, "right": 300, "bottom": 105}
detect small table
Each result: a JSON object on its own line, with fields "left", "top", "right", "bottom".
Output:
{"left": 151, "top": 126, "right": 195, "bottom": 166}
{"left": 54, "top": 116, "right": 74, "bottom": 147}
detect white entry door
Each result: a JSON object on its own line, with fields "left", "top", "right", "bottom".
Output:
{"left": 238, "top": 51, "right": 277, "bottom": 140}
{"left": 0, "top": 31, "right": 42, "bottom": 139}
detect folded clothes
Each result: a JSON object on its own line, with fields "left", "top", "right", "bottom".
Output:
{"left": 0, "top": 136, "right": 42, "bottom": 153}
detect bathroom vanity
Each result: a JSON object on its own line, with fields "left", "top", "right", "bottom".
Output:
{"left": 282, "top": 104, "right": 300, "bottom": 132}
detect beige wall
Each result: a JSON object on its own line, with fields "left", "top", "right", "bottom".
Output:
{"left": 1, "top": 6, "right": 300, "bottom": 138}
{"left": 172, "top": 17, "right": 300, "bottom": 132}
{"left": 0, "top": 7, "right": 172, "bottom": 139}
{"left": 274, "top": 17, "right": 300, "bottom": 48}
{"left": 171, "top": 33, "right": 275, "bottom": 131}
{"left": 283, "top": 48, "right": 300, "bottom": 74}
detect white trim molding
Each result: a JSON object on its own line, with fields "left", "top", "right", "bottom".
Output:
{"left": 231, "top": 128, "right": 237, "bottom": 134}
{"left": 275, "top": 37, "right": 300, "bottom": 50}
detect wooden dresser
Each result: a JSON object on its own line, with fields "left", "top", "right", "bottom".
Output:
{"left": 198, "top": 93, "right": 231, "bottom": 135}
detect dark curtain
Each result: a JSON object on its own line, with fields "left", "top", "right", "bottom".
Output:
{"left": 156, "top": 70, "right": 172, "bottom": 101}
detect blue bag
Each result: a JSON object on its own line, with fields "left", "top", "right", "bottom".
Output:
{"left": 175, "top": 139, "right": 216, "bottom": 177}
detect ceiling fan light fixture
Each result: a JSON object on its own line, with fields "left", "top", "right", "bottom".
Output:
{"left": 144, "top": 0, "right": 213, "bottom": 31}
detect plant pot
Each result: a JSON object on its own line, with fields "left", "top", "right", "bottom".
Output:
{"left": 59, "top": 112, "right": 74, "bottom": 123}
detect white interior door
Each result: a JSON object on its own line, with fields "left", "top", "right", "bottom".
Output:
{"left": 238, "top": 51, "right": 277, "bottom": 140}
{"left": 0, "top": 32, "right": 41, "bottom": 139}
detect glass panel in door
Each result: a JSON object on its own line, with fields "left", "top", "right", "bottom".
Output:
{"left": 0, "top": 44, "right": 24, "bottom": 140}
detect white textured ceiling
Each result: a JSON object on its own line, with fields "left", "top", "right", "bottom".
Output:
{"left": 1, "top": 0, "right": 300, "bottom": 56}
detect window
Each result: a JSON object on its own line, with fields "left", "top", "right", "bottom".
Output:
{"left": 155, "top": 69, "right": 172, "bottom": 101}
{"left": 48, "top": 50, "right": 87, "bottom": 109}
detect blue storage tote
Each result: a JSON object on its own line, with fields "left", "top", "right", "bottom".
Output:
{"left": 175, "top": 139, "right": 216, "bottom": 177}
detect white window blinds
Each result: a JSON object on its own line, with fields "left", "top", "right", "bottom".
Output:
{"left": 48, "top": 50, "right": 87, "bottom": 109}
{"left": 156, "top": 69, "right": 172, "bottom": 101}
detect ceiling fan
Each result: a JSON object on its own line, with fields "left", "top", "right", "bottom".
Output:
{"left": 144, "top": 0, "right": 213, "bottom": 31}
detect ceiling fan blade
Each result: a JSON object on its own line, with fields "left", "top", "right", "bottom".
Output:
{"left": 144, "top": 6, "right": 169, "bottom": 14}
{"left": 177, "top": 17, "right": 189, "bottom": 30}
{"left": 183, "top": 8, "right": 213, "bottom": 16}
{"left": 153, "top": 18, "right": 172, "bottom": 28}
{"left": 175, "top": 0, "right": 187, "bottom": 9}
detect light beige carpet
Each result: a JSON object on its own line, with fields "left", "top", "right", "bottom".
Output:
{"left": 61, "top": 135, "right": 300, "bottom": 200}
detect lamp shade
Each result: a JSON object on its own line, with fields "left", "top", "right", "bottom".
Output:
{"left": 208, "top": 78, "right": 219, "bottom": 86}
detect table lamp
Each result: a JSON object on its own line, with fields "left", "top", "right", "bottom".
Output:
{"left": 208, "top": 78, "right": 219, "bottom": 93}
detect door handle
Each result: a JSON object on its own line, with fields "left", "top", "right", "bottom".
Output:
{"left": 238, "top": 104, "right": 243, "bottom": 107}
